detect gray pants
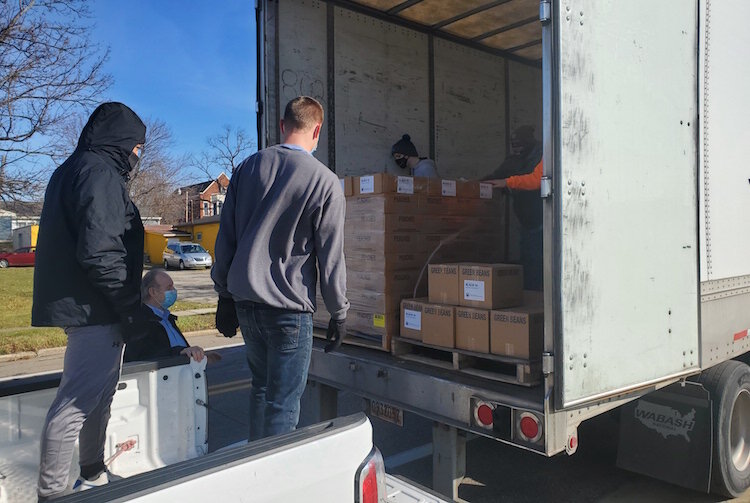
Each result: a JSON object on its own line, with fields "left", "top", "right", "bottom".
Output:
{"left": 37, "top": 324, "right": 124, "bottom": 498}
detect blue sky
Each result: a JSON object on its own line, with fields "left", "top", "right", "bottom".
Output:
{"left": 90, "top": 1, "right": 257, "bottom": 167}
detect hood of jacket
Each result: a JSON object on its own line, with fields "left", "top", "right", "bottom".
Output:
{"left": 77, "top": 102, "right": 146, "bottom": 177}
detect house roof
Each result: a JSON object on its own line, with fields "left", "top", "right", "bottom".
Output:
{"left": 143, "top": 225, "right": 192, "bottom": 237}
{"left": 174, "top": 214, "right": 221, "bottom": 227}
{"left": 177, "top": 173, "right": 230, "bottom": 196}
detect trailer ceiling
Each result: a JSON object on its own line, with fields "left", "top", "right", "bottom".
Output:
{"left": 346, "top": 0, "right": 542, "bottom": 63}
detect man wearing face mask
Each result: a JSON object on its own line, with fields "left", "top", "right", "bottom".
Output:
{"left": 391, "top": 134, "right": 438, "bottom": 178}
{"left": 212, "top": 96, "right": 349, "bottom": 441}
{"left": 32, "top": 102, "right": 159, "bottom": 500}
{"left": 124, "top": 269, "right": 219, "bottom": 363}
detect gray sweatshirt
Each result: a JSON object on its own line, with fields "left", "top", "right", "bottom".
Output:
{"left": 212, "top": 145, "right": 349, "bottom": 320}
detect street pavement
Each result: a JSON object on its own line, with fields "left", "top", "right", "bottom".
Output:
{"left": 3, "top": 269, "right": 749, "bottom": 502}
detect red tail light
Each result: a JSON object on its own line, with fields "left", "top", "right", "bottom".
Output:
{"left": 518, "top": 412, "right": 543, "bottom": 443}
{"left": 356, "top": 448, "right": 387, "bottom": 503}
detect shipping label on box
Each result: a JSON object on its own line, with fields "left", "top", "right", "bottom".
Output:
{"left": 400, "top": 298, "right": 426, "bottom": 340}
{"left": 359, "top": 175, "right": 376, "bottom": 194}
{"left": 490, "top": 306, "right": 544, "bottom": 359}
{"left": 455, "top": 307, "right": 490, "bottom": 353}
{"left": 479, "top": 183, "right": 493, "bottom": 199}
{"left": 353, "top": 174, "right": 428, "bottom": 195}
{"left": 422, "top": 303, "right": 455, "bottom": 348}
{"left": 397, "top": 176, "right": 414, "bottom": 194}
{"left": 458, "top": 263, "right": 523, "bottom": 309}
{"left": 346, "top": 194, "right": 418, "bottom": 215}
{"left": 441, "top": 180, "right": 457, "bottom": 197}
{"left": 428, "top": 263, "right": 460, "bottom": 305}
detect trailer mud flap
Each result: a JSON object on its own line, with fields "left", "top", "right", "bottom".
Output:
{"left": 616, "top": 382, "right": 711, "bottom": 493}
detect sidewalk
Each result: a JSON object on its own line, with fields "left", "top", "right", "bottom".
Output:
{"left": 0, "top": 328, "right": 238, "bottom": 379}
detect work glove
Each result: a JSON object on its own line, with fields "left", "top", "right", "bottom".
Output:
{"left": 325, "top": 318, "right": 346, "bottom": 353}
{"left": 216, "top": 295, "right": 239, "bottom": 338}
{"left": 120, "top": 304, "right": 160, "bottom": 343}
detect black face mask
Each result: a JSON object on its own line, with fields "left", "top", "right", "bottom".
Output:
{"left": 395, "top": 157, "right": 408, "bottom": 170}
{"left": 128, "top": 152, "right": 140, "bottom": 172}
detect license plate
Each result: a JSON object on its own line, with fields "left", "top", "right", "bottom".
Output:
{"left": 368, "top": 399, "right": 403, "bottom": 427}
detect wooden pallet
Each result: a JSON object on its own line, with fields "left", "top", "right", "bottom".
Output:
{"left": 390, "top": 337, "right": 541, "bottom": 387}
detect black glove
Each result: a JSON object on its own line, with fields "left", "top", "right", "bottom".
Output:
{"left": 216, "top": 296, "right": 239, "bottom": 338}
{"left": 120, "top": 304, "right": 160, "bottom": 343}
{"left": 325, "top": 318, "right": 346, "bottom": 353}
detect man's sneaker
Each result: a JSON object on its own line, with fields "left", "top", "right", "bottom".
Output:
{"left": 72, "top": 469, "right": 122, "bottom": 492}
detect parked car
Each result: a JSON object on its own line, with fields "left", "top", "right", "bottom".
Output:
{"left": 0, "top": 247, "right": 35, "bottom": 268}
{"left": 163, "top": 242, "right": 212, "bottom": 270}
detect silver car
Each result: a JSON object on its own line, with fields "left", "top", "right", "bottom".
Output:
{"left": 163, "top": 242, "right": 213, "bottom": 270}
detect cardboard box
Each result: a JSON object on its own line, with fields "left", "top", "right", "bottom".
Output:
{"left": 422, "top": 303, "right": 455, "bottom": 348}
{"left": 347, "top": 269, "right": 425, "bottom": 296}
{"left": 345, "top": 251, "right": 428, "bottom": 272}
{"left": 354, "top": 173, "right": 428, "bottom": 195}
{"left": 417, "top": 195, "right": 458, "bottom": 216}
{"left": 346, "top": 194, "right": 418, "bottom": 216}
{"left": 490, "top": 306, "right": 544, "bottom": 359}
{"left": 345, "top": 231, "right": 427, "bottom": 254}
{"left": 428, "top": 263, "right": 460, "bottom": 305}
{"left": 345, "top": 213, "right": 420, "bottom": 233}
{"left": 340, "top": 177, "right": 353, "bottom": 196}
{"left": 427, "top": 178, "right": 458, "bottom": 197}
{"left": 458, "top": 263, "right": 523, "bottom": 309}
{"left": 350, "top": 289, "right": 410, "bottom": 313}
{"left": 348, "top": 308, "right": 399, "bottom": 340}
{"left": 455, "top": 307, "right": 490, "bottom": 353}
{"left": 400, "top": 298, "right": 426, "bottom": 340}
{"left": 420, "top": 215, "right": 467, "bottom": 234}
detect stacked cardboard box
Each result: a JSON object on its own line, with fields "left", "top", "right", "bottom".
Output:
{"left": 316, "top": 173, "right": 507, "bottom": 351}
{"left": 400, "top": 262, "right": 542, "bottom": 361}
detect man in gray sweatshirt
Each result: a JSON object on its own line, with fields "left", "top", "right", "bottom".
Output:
{"left": 211, "top": 96, "right": 349, "bottom": 441}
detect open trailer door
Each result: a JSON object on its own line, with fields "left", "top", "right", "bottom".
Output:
{"left": 550, "top": 0, "right": 700, "bottom": 408}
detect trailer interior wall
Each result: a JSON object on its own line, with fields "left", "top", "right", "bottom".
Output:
{"left": 267, "top": 0, "right": 541, "bottom": 181}
{"left": 698, "top": 0, "right": 750, "bottom": 366}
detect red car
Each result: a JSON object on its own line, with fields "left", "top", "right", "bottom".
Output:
{"left": 0, "top": 247, "right": 36, "bottom": 268}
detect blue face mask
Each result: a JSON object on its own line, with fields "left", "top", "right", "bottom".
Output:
{"left": 161, "top": 289, "right": 178, "bottom": 310}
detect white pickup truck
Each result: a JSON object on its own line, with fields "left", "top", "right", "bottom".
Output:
{"left": 0, "top": 355, "right": 447, "bottom": 503}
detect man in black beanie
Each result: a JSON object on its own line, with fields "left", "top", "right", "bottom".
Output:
{"left": 391, "top": 134, "right": 438, "bottom": 177}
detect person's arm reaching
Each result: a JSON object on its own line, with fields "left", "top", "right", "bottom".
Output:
{"left": 505, "top": 160, "right": 543, "bottom": 191}
{"left": 211, "top": 170, "right": 240, "bottom": 337}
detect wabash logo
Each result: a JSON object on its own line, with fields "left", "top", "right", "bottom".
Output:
{"left": 634, "top": 401, "right": 696, "bottom": 442}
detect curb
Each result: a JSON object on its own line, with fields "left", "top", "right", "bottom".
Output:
{"left": 0, "top": 329, "right": 227, "bottom": 363}
{"left": 0, "top": 351, "right": 37, "bottom": 362}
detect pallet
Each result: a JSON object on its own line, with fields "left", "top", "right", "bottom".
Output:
{"left": 390, "top": 337, "right": 541, "bottom": 387}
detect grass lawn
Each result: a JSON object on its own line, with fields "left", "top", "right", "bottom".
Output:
{"left": 0, "top": 268, "right": 35, "bottom": 329}
{"left": 0, "top": 268, "right": 216, "bottom": 354}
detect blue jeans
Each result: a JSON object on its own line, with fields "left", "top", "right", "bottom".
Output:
{"left": 235, "top": 302, "right": 313, "bottom": 441}
{"left": 520, "top": 225, "right": 543, "bottom": 291}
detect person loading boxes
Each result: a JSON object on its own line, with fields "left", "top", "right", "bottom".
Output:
{"left": 485, "top": 125, "right": 543, "bottom": 291}
{"left": 391, "top": 133, "right": 438, "bottom": 178}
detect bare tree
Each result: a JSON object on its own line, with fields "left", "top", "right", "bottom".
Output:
{"left": 0, "top": 0, "right": 111, "bottom": 203}
{"left": 193, "top": 125, "right": 255, "bottom": 180}
{"left": 128, "top": 118, "right": 189, "bottom": 224}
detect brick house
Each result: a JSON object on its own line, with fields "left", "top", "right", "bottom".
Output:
{"left": 176, "top": 173, "right": 229, "bottom": 223}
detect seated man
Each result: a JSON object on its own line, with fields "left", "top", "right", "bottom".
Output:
{"left": 124, "top": 269, "right": 219, "bottom": 363}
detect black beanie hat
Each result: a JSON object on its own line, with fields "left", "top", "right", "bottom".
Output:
{"left": 391, "top": 134, "right": 418, "bottom": 157}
